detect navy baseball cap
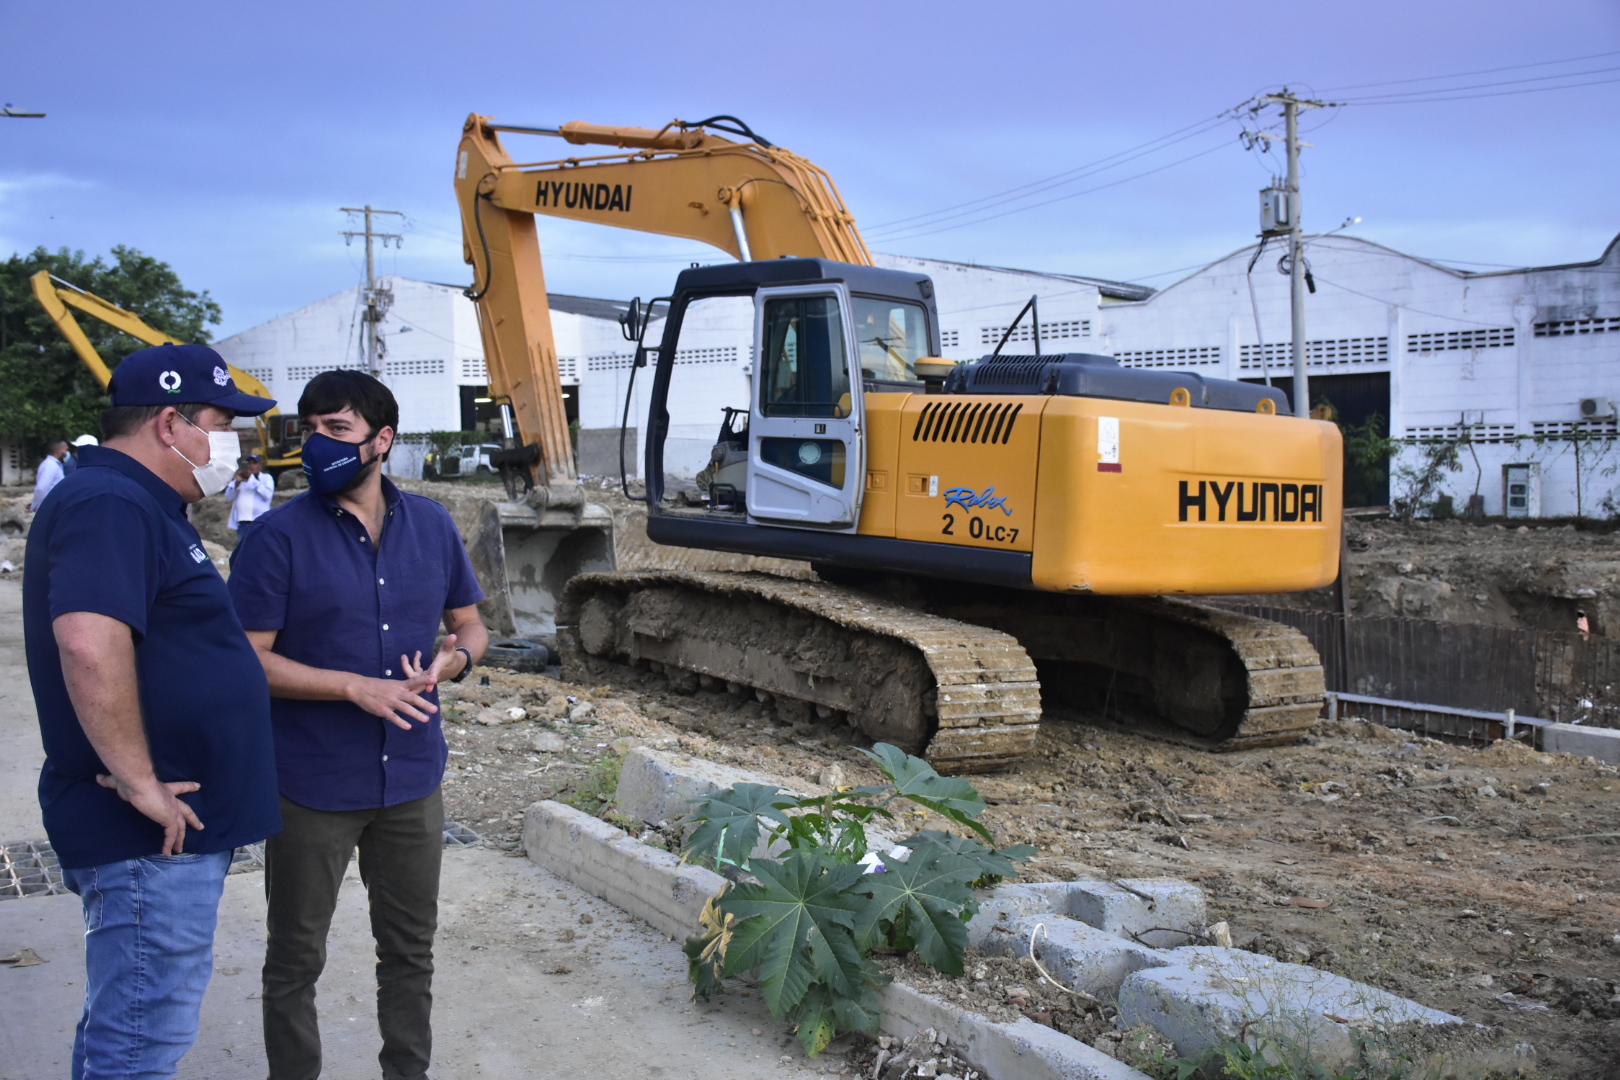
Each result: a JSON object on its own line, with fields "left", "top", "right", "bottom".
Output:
{"left": 110, "top": 344, "right": 277, "bottom": 415}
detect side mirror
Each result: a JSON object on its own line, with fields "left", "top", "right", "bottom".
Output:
{"left": 619, "top": 297, "right": 644, "bottom": 342}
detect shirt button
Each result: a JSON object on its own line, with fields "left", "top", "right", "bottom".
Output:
{"left": 385, "top": 668, "right": 393, "bottom": 676}
{"left": 382, "top": 754, "right": 389, "bottom": 762}
{"left": 383, "top": 623, "right": 390, "bottom": 630}
{"left": 379, "top": 578, "right": 385, "bottom": 585}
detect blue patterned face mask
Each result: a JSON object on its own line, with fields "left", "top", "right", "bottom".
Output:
{"left": 301, "top": 430, "right": 378, "bottom": 495}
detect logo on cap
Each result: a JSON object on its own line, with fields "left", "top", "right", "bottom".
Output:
{"left": 158, "top": 371, "right": 182, "bottom": 393}
{"left": 213, "top": 366, "right": 230, "bottom": 387}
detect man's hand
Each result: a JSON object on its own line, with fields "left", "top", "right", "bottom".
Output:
{"left": 95, "top": 774, "right": 204, "bottom": 855}
{"left": 346, "top": 675, "right": 439, "bottom": 731}
{"left": 402, "top": 633, "right": 463, "bottom": 693}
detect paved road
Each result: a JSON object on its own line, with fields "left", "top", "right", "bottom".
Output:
{"left": 0, "top": 576, "right": 824, "bottom": 1080}
{"left": 0, "top": 579, "right": 44, "bottom": 841}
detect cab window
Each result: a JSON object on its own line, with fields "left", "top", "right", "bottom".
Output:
{"left": 852, "top": 296, "right": 930, "bottom": 382}
{"left": 761, "top": 295, "right": 850, "bottom": 419}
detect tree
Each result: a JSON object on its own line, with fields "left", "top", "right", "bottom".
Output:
{"left": 0, "top": 246, "right": 222, "bottom": 445}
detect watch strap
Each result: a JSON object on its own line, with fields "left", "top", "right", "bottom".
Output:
{"left": 449, "top": 646, "right": 475, "bottom": 683}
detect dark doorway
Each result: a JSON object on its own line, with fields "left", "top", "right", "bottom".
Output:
{"left": 1244, "top": 371, "right": 1390, "bottom": 507}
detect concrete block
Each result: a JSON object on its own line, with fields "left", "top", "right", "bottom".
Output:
{"left": 522, "top": 800, "right": 725, "bottom": 940}
{"left": 1118, "top": 946, "right": 1464, "bottom": 1067}
{"left": 1062, "top": 879, "right": 1208, "bottom": 948}
{"left": 881, "top": 980, "right": 1153, "bottom": 1080}
{"left": 1542, "top": 722, "right": 1620, "bottom": 764}
{"left": 614, "top": 746, "right": 789, "bottom": 829}
{"left": 965, "top": 884, "right": 1067, "bottom": 948}
{"left": 981, "top": 916, "right": 1170, "bottom": 1000}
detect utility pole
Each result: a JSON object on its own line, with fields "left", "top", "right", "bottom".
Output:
{"left": 340, "top": 206, "right": 404, "bottom": 376}
{"left": 1254, "top": 90, "right": 1328, "bottom": 418}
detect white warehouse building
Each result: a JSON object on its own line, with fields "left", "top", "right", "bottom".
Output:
{"left": 215, "top": 232, "right": 1620, "bottom": 518}
{"left": 1095, "top": 233, "right": 1620, "bottom": 517}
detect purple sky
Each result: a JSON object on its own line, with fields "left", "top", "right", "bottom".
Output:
{"left": 2, "top": 0, "right": 1617, "bottom": 336}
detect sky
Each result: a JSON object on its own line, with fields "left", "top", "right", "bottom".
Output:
{"left": 1, "top": 1, "right": 1617, "bottom": 338}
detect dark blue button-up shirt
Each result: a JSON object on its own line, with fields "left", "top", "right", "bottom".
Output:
{"left": 23, "top": 446, "right": 282, "bottom": 868}
{"left": 228, "top": 477, "right": 484, "bottom": 811}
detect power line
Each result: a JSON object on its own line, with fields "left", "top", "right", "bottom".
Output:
{"left": 1317, "top": 48, "right": 1620, "bottom": 93}
{"left": 869, "top": 139, "right": 1234, "bottom": 245}
{"left": 863, "top": 112, "right": 1233, "bottom": 236}
{"left": 1337, "top": 65, "right": 1620, "bottom": 103}
{"left": 1342, "top": 74, "right": 1620, "bottom": 106}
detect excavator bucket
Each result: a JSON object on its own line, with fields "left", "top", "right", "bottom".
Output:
{"left": 436, "top": 492, "right": 616, "bottom": 642}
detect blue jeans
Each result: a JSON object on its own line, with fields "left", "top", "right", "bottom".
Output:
{"left": 62, "top": 851, "right": 232, "bottom": 1080}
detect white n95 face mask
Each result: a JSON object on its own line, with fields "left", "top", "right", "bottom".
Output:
{"left": 173, "top": 416, "right": 242, "bottom": 498}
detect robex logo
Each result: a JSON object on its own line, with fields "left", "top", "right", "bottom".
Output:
{"left": 1178, "top": 480, "right": 1326, "bottom": 523}
{"left": 536, "top": 180, "right": 633, "bottom": 212}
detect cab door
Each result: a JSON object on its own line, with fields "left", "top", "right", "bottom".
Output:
{"left": 747, "top": 285, "right": 865, "bottom": 528}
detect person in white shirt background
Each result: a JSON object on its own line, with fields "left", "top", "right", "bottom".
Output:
{"left": 224, "top": 453, "right": 276, "bottom": 538}
{"left": 62, "top": 434, "right": 99, "bottom": 477}
{"left": 29, "top": 439, "right": 69, "bottom": 511}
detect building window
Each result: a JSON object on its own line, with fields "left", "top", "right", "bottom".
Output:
{"left": 1534, "top": 316, "right": 1620, "bottom": 337}
{"left": 1115, "top": 346, "right": 1222, "bottom": 368}
{"left": 1404, "top": 423, "right": 1517, "bottom": 443}
{"left": 1240, "top": 336, "right": 1389, "bottom": 370}
{"left": 286, "top": 362, "right": 365, "bottom": 384}
{"left": 458, "top": 357, "right": 489, "bottom": 382}
{"left": 239, "top": 368, "right": 275, "bottom": 387}
{"left": 1407, "top": 328, "right": 1514, "bottom": 353}
{"left": 558, "top": 357, "right": 580, "bottom": 385}
{"left": 979, "top": 319, "right": 1089, "bottom": 346}
{"left": 940, "top": 330, "right": 960, "bottom": 348}
{"left": 384, "top": 358, "right": 447, "bottom": 377}
{"left": 1531, "top": 419, "right": 1619, "bottom": 440}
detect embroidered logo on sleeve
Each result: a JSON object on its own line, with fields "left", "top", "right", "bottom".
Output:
{"left": 188, "top": 544, "right": 209, "bottom": 564}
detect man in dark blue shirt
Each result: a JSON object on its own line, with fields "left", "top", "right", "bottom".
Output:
{"left": 23, "top": 343, "right": 282, "bottom": 1079}
{"left": 229, "top": 371, "right": 488, "bottom": 1080}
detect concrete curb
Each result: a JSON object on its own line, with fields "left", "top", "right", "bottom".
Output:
{"left": 521, "top": 800, "right": 725, "bottom": 941}
{"left": 522, "top": 799, "right": 1151, "bottom": 1080}
{"left": 1542, "top": 721, "right": 1620, "bottom": 763}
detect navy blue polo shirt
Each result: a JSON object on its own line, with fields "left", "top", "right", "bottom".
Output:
{"left": 227, "top": 477, "right": 484, "bottom": 811}
{"left": 22, "top": 446, "right": 282, "bottom": 869}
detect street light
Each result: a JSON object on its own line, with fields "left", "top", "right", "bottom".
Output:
{"left": 2, "top": 105, "right": 46, "bottom": 118}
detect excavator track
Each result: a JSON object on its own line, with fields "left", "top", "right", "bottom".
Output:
{"left": 557, "top": 569, "right": 1326, "bottom": 769}
{"left": 914, "top": 584, "right": 1326, "bottom": 752}
{"left": 556, "top": 571, "right": 1042, "bottom": 773}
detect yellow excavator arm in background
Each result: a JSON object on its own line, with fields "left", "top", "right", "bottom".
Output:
{"left": 453, "top": 114, "right": 873, "bottom": 497}
{"left": 30, "top": 270, "right": 296, "bottom": 468}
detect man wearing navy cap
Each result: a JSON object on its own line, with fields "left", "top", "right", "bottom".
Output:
{"left": 23, "top": 343, "right": 283, "bottom": 1079}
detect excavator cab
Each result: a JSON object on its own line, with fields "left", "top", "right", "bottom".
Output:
{"left": 642, "top": 258, "right": 936, "bottom": 530}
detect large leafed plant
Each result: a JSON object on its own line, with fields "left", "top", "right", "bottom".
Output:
{"left": 679, "top": 743, "right": 1034, "bottom": 1056}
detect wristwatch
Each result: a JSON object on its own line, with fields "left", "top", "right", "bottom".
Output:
{"left": 449, "top": 646, "right": 475, "bottom": 683}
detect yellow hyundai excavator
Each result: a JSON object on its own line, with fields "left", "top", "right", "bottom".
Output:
{"left": 30, "top": 272, "right": 302, "bottom": 472}
{"left": 454, "top": 114, "right": 1341, "bottom": 772}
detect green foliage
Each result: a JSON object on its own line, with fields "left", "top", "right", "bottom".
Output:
{"left": 560, "top": 751, "right": 623, "bottom": 817}
{"left": 1393, "top": 436, "right": 1465, "bottom": 520}
{"left": 678, "top": 743, "right": 1030, "bottom": 1057}
{"left": 0, "top": 246, "right": 221, "bottom": 445}
{"left": 1340, "top": 411, "right": 1397, "bottom": 509}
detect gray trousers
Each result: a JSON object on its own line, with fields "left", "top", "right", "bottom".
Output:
{"left": 262, "top": 789, "right": 442, "bottom": 1080}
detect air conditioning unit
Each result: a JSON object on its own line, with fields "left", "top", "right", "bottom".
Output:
{"left": 1580, "top": 396, "right": 1616, "bottom": 421}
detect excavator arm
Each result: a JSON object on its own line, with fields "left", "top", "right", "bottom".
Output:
{"left": 453, "top": 114, "right": 872, "bottom": 497}
{"left": 30, "top": 271, "right": 296, "bottom": 468}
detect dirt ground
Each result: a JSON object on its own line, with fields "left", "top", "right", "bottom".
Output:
{"left": 439, "top": 661, "right": 1620, "bottom": 1079}
{"left": 1260, "top": 515, "right": 1620, "bottom": 639}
